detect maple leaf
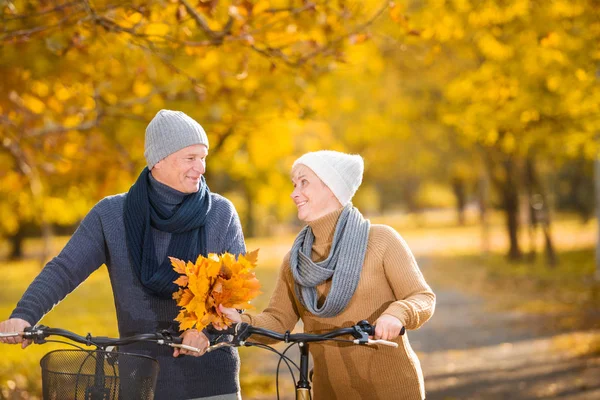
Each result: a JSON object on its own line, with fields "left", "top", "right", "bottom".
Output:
{"left": 170, "top": 249, "right": 262, "bottom": 331}
{"left": 174, "top": 275, "right": 189, "bottom": 287}
{"left": 170, "top": 257, "right": 187, "bottom": 274}
{"left": 206, "top": 256, "right": 222, "bottom": 280}
{"left": 242, "top": 248, "right": 259, "bottom": 266}
{"left": 186, "top": 260, "right": 199, "bottom": 276}
{"left": 177, "top": 288, "right": 194, "bottom": 307}
{"left": 173, "top": 288, "right": 183, "bottom": 301}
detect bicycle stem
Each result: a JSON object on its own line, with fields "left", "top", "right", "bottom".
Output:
{"left": 296, "top": 342, "right": 311, "bottom": 400}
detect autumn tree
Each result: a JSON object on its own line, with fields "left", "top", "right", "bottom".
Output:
{"left": 0, "top": 0, "right": 391, "bottom": 253}
{"left": 413, "top": 0, "right": 600, "bottom": 262}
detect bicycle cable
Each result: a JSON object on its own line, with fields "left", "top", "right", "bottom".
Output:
{"left": 244, "top": 341, "right": 298, "bottom": 400}
{"left": 33, "top": 339, "right": 87, "bottom": 351}
{"left": 276, "top": 342, "right": 300, "bottom": 400}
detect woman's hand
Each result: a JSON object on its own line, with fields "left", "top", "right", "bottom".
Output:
{"left": 373, "top": 315, "right": 404, "bottom": 341}
{"left": 173, "top": 329, "right": 208, "bottom": 357}
{"left": 217, "top": 304, "right": 242, "bottom": 328}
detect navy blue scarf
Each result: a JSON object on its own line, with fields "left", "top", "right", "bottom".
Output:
{"left": 124, "top": 168, "right": 212, "bottom": 298}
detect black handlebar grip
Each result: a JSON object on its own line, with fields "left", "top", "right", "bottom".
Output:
{"left": 370, "top": 325, "right": 406, "bottom": 336}
{"left": 358, "top": 320, "right": 406, "bottom": 336}
{"left": 171, "top": 336, "right": 183, "bottom": 344}
{"left": 205, "top": 324, "right": 237, "bottom": 336}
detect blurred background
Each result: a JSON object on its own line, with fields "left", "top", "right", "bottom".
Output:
{"left": 1, "top": 0, "right": 599, "bottom": 399}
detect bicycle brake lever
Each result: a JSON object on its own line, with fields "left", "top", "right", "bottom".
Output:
{"left": 231, "top": 322, "right": 250, "bottom": 346}
{"left": 354, "top": 339, "right": 399, "bottom": 348}
{"left": 206, "top": 342, "right": 233, "bottom": 352}
{"left": 23, "top": 325, "right": 48, "bottom": 344}
{"left": 353, "top": 321, "right": 372, "bottom": 344}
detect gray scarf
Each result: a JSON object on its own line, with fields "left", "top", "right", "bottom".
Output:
{"left": 290, "top": 204, "right": 370, "bottom": 317}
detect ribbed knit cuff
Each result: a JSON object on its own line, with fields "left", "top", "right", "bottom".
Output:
{"left": 381, "top": 303, "right": 410, "bottom": 328}
{"left": 9, "top": 310, "right": 37, "bottom": 327}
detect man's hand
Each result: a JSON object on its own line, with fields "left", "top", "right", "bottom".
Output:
{"left": 0, "top": 318, "right": 32, "bottom": 349}
{"left": 373, "top": 315, "right": 404, "bottom": 341}
{"left": 173, "top": 329, "right": 208, "bottom": 358}
{"left": 216, "top": 304, "right": 242, "bottom": 328}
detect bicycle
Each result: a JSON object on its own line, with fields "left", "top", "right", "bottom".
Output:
{"left": 206, "top": 320, "right": 405, "bottom": 400}
{"left": 0, "top": 326, "right": 202, "bottom": 400}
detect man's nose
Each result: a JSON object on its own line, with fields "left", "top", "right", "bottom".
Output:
{"left": 193, "top": 159, "right": 206, "bottom": 174}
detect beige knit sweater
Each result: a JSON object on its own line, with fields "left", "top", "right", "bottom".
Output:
{"left": 242, "top": 208, "right": 436, "bottom": 399}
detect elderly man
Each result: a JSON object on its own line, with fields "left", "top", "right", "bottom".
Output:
{"left": 0, "top": 110, "right": 245, "bottom": 400}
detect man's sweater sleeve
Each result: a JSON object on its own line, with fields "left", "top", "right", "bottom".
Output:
{"left": 380, "top": 226, "right": 436, "bottom": 330}
{"left": 10, "top": 203, "right": 108, "bottom": 326}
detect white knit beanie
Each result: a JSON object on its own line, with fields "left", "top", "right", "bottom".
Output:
{"left": 144, "top": 109, "right": 209, "bottom": 169}
{"left": 293, "top": 150, "right": 364, "bottom": 206}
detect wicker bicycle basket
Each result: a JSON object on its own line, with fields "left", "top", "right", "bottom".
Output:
{"left": 40, "top": 349, "right": 159, "bottom": 400}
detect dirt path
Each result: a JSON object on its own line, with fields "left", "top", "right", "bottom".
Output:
{"left": 412, "top": 259, "right": 600, "bottom": 400}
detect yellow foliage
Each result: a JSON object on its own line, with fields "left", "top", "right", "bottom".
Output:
{"left": 144, "top": 23, "right": 170, "bottom": 37}
{"left": 550, "top": 0, "right": 585, "bottom": 18}
{"left": 247, "top": 120, "right": 294, "bottom": 169}
{"left": 124, "top": 11, "right": 144, "bottom": 27}
{"left": 63, "top": 114, "right": 83, "bottom": 128}
{"left": 31, "top": 81, "right": 49, "bottom": 97}
{"left": 133, "top": 80, "right": 153, "bottom": 97}
{"left": 477, "top": 34, "right": 514, "bottom": 61}
{"left": 171, "top": 250, "right": 262, "bottom": 331}
{"left": 53, "top": 84, "right": 70, "bottom": 102}
{"left": 21, "top": 94, "right": 45, "bottom": 114}
{"left": 416, "top": 182, "right": 456, "bottom": 209}
{"left": 103, "top": 92, "right": 119, "bottom": 105}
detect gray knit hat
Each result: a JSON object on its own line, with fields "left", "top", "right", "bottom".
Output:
{"left": 144, "top": 109, "right": 209, "bottom": 169}
{"left": 293, "top": 150, "right": 364, "bottom": 206}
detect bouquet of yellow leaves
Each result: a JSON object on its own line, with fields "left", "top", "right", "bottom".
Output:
{"left": 170, "top": 249, "right": 262, "bottom": 331}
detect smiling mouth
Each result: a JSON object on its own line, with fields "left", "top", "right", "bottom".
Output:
{"left": 297, "top": 201, "right": 307, "bottom": 208}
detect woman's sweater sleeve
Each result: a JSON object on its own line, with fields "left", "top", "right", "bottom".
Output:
{"left": 241, "top": 253, "right": 301, "bottom": 339}
{"left": 379, "top": 226, "right": 436, "bottom": 330}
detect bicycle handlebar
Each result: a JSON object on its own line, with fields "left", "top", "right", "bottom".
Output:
{"left": 207, "top": 320, "right": 404, "bottom": 352}
{"left": 0, "top": 326, "right": 205, "bottom": 353}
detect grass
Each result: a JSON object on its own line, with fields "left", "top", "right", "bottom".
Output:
{"left": 0, "top": 209, "right": 597, "bottom": 399}
{"left": 0, "top": 264, "right": 117, "bottom": 399}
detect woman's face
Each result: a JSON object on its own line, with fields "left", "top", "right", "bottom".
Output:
{"left": 290, "top": 165, "right": 342, "bottom": 222}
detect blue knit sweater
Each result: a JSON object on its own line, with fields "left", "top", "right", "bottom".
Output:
{"left": 11, "top": 176, "right": 246, "bottom": 399}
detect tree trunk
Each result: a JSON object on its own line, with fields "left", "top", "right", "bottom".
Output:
{"left": 526, "top": 156, "right": 558, "bottom": 267}
{"left": 8, "top": 225, "right": 25, "bottom": 260}
{"left": 524, "top": 158, "right": 538, "bottom": 261}
{"left": 40, "top": 222, "right": 53, "bottom": 266}
{"left": 243, "top": 182, "right": 256, "bottom": 238}
{"left": 542, "top": 219, "right": 557, "bottom": 267}
{"left": 451, "top": 177, "right": 467, "bottom": 226}
{"left": 477, "top": 171, "right": 490, "bottom": 254}
{"left": 503, "top": 158, "right": 522, "bottom": 261}
{"left": 595, "top": 157, "right": 600, "bottom": 280}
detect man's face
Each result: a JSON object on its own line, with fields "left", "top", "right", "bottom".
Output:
{"left": 151, "top": 144, "right": 208, "bottom": 193}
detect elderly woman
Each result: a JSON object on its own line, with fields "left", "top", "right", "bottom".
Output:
{"left": 221, "top": 150, "right": 435, "bottom": 399}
